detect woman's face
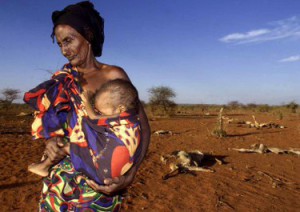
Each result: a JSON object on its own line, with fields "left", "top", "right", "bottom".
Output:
{"left": 54, "top": 25, "right": 91, "bottom": 67}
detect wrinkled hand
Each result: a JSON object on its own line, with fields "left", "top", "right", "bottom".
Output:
{"left": 86, "top": 166, "right": 137, "bottom": 196}
{"left": 44, "top": 137, "right": 67, "bottom": 163}
{"left": 63, "top": 142, "right": 71, "bottom": 155}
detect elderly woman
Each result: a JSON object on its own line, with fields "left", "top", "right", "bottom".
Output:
{"left": 24, "top": 1, "right": 150, "bottom": 211}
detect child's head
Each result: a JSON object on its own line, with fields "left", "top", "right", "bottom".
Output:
{"left": 94, "top": 79, "right": 139, "bottom": 116}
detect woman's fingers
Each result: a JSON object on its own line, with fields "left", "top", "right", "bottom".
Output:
{"left": 86, "top": 179, "right": 123, "bottom": 195}
{"left": 44, "top": 137, "right": 67, "bottom": 163}
{"left": 45, "top": 143, "right": 57, "bottom": 160}
{"left": 86, "top": 179, "right": 112, "bottom": 195}
{"left": 44, "top": 149, "right": 55, "bottom": 162}
{"left": 103, "top": 178, "right": 113, "bottom": 185}
{"left": 104, "top": 176, "right": 125, "bottom": 186}
{"left": 86, "top": 170, "right": 136, "bottom": 195}
{"left": 56, "top": 138, "right": 65, "bottom": 147}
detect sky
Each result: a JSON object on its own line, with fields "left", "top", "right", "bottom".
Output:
{"left": 0, "top": 0, "right": 300, "bottom": 105}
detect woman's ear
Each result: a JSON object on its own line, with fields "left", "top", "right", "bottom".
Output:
{"left": 118, "top": 104, "right": 126, "bottom": 113}
{"left": 84, "top": 27, "right": 94, "bottom": 45}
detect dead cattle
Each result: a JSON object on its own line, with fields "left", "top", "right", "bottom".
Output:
{"left": 160, "top": 150, "right": 214, "bottom": 180}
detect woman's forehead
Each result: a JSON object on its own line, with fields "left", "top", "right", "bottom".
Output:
{"left": 54, "top": 25, "right": 79, "bottom": 39}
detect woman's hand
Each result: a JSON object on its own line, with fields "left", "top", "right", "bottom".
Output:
{"left": 86, "top": 166, "right": 137, "bottom": 196}
{"left": 44, "top": 137, "right": 67, "bottom": 163}
{"left": 63, "top": 142, "right": 71, "bottom": 155}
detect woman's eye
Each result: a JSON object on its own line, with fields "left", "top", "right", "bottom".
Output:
{"left": 59, "top": 39, "right": 72, "bottom": 47}
{"left": 66, "top": 38, "right": 73, "bottom": 44}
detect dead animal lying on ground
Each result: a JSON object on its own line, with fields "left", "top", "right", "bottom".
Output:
{"left": 249, "top": 116, "right": 285, "bottom": 129}
{"left": 222, "top": 116, "right": 246, "bottom": 125}
{"left": 231, "top": 143, "right": 300, "bottom": 155}
{"left": 224, "top": 115, "right": 285, "bottom": 129}
{"left": 153, "top": 130, "right": 173, "bottom": 135}
{"left": 160, "top": 150, "right": 214, "bottom": 180}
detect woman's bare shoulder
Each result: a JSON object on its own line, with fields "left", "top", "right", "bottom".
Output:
{"left": 101, "top": 64, "right": 130, "bottom": 81}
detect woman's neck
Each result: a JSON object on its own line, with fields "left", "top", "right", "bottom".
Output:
{"left": 77, "top": 58, "right": 101, "bottom": 74}
{"left": 76, "top": 45, "right": 102, "bottom": 74}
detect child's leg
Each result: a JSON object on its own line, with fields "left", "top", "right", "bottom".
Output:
{"left": 28, "top": 156, "right": 55, "bottom": 177}
{"left": 28, "top": 143, "right": 70, "bottom": 177}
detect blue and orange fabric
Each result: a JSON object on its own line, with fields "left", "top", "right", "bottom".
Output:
{"left": 71, "top": 111, "right": 141, "bottom": 185}
{"left": 24, "top": 64, "right": 141, "bottom": 211}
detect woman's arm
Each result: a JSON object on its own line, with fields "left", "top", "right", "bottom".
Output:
{"left": 133, "top": 102, "right": 151, "bottom": 168}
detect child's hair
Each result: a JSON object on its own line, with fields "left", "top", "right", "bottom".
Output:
{"left": 95, "top": 79, "right": 139, "bottom": 110}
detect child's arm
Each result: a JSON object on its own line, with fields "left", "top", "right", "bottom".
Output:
{"left": 28, "top": 138, "right": 69, "bottom": 177}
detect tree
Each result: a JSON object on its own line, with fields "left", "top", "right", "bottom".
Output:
{"left": 227, "top": 101, "right": 243, "bottom": 110}
{"left": 286, "top": 101, "right": 298, "bottom": 113}
{"left": 148, "top": 86, "right": 176, "bottom": 115}
{"left": 0, "top": 88, "right": 21, "bottom": 105}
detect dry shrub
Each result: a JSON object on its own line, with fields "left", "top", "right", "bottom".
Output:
{"left": 286, "top": 101, "right": 298, "bottom": 113}
{"left": 212, "top": 108, "right": 227, "bottom": 138}
{"left": 257, "top": 104, "right": 271, "bottom": 112}
{"left": 149, "top": 104, "right": 176, "bottom": 117}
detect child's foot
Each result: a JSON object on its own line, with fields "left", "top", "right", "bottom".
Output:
{"left": 28, "top": 163, "right": 49, "bottom": 177}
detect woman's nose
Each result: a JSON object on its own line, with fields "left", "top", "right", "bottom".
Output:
{"left": 61, "top": 46, "right": 70, "bottom": 57}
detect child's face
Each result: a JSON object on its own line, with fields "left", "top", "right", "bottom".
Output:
{"left": 94, "top": 91, "right": 122, "bottom": 116}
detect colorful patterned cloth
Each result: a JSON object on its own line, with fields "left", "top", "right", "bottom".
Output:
{"left": 73, "top": 114, "right": 141, "bottom": 185}
{"left": 24, "top": 64, "right": 141, "bottom": 211}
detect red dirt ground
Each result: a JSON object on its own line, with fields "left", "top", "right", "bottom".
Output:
{"left": 0, "top": 112, "right": 299, "bottom": 211}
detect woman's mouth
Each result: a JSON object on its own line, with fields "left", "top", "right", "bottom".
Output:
{"left": 67, "top": 55, "right": 76, "bottom": 61}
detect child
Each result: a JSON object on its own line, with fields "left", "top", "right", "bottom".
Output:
{"left": 28, "top": 79, "right": 141, "bottom": 184}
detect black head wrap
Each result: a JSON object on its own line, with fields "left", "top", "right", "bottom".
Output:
{"left": 51, "top": 1, "right": 104, "bottom": 57}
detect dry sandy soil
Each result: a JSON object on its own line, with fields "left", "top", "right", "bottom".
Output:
{"left": 0, "top": 111, "right": 299, "bottom": 211}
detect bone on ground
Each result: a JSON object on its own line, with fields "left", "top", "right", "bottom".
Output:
{"left": 231, "top": 144, "right": 300, "bottom": 155}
